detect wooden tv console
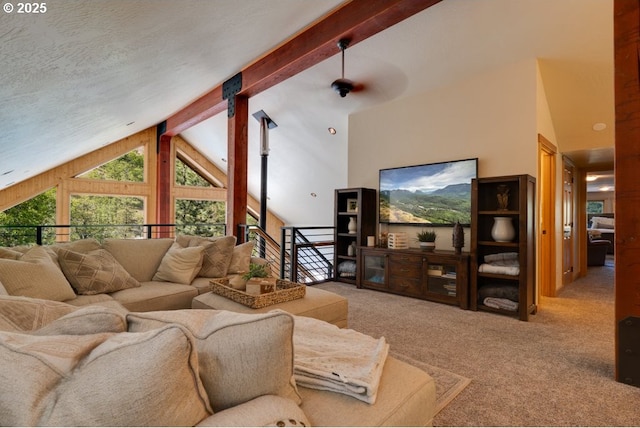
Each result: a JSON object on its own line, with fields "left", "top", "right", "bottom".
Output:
{"left": 357, "top": 247, "right": 470, "bottom": 309}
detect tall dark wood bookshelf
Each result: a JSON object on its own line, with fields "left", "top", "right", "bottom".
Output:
{"left": 470, "top": 175, "right": 536, "bottom": 321}
{"left": 334, "top": 188, "right": 376, "bottom": 284}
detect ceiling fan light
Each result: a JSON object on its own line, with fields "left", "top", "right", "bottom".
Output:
{"left": 332, "top": 78, "right": 354, "bottom": 97}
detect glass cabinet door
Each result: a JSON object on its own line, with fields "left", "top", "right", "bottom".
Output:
{"left": 425, "top": 263, "right": 457, "bottom": 297}
{"left": 362, "top": 254, "right": 386, "bottom": 287}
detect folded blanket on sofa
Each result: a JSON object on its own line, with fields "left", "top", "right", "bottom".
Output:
{"left": 483, "top": 297, "right": 518, "bottom": 311}
{"left": 292, "top": 315, "right": 389, "bottom": 404}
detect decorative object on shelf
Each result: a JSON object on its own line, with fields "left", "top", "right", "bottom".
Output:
{"left": 416, "top": 229, "right": 437, "bottom": 251}
{"left": 452, "top": 221, "right": 464, "bottom": 254}
{"left": 496, "top": 184, "right": 510, "bottom": 210}
{"left": 387, "top": 232, "right": 409, "bottom": 249}
{"left": 347, "top": 216, "right": 357, "bottom": 234}
{"left": 347, "top": 242, "right": 356, "bottom": 256}
{"left": 346, "top": 198, "right": 358, "bottom": 213}
{"left": 491, "top": 216, "right": 515, "bottom": 242}
{"left": 367, "top": 236, "right": 375, "bottom": 247}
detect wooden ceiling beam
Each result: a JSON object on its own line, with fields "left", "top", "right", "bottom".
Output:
{"left": 163, "top": 0, "right": 441, "bottom": 136}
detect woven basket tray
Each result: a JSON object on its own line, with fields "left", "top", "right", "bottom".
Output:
{"left": 210, "top": 278, "right": 306, "bottom": 309}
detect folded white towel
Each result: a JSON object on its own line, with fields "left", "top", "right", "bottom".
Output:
{"left": 292, "top": 315, "right": 389, "bottom": 404}
{"left": 478, "top": 263, "right": 520, "bottom": 276}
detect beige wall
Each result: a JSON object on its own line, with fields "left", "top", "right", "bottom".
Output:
{"left": 348, "top": 59, "right": 539, "bottom": 251}
{"left": 536, "top": 62, "right": 565, "bottom": 293}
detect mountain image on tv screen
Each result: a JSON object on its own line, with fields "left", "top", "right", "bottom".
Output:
{"left": 379, "top": 158, "right": 477, "bottom": 226}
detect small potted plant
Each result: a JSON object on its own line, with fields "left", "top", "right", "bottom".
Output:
{"left": 416, "top": 229, "right": 437, "bottom": 251}
{"left": 243, "top": 263, "right": 276, "bottom": 294}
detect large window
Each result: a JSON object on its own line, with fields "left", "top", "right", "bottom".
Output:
{"left": 0, "top": 188, "right": 56, "bottom": 245}
{"left": 70, "top": 195, "right": 145, "bottom": 240}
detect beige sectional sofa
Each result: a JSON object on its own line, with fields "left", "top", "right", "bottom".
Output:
{"left": 0, "top": 236, "right": 437, "bottom": 426}
{"left": 0, "top": 236, "right": 257, "bottom": 311}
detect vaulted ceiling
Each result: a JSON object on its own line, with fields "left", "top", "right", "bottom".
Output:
{"left": 0, "top": 0, "right": 614, "bottom": 225}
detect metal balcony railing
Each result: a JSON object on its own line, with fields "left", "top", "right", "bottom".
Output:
{"left": 0, "top": 223, "right": 227, "bottom": 246}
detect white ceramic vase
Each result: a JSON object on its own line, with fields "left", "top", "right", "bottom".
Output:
{"left": 348, "top": 217, "right": 357, "bottom": 234}
{"left": 491, "top": 216, "right": 515, "bottom": 242}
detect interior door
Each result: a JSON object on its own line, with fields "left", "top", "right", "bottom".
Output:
{"left": 562, "top": 160, "right": 575, "bottom": 284}
{"left": 538, "top": 135, "right": 556, "bottom": 297}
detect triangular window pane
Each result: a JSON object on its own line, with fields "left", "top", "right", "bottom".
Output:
{"left": 175, "top": 158, "right": 212, "bottom": 187}
{"left": 77, "top": 147, "right": 144, "bottom": 182}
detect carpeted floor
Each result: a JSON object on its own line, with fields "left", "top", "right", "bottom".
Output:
{"left": 316, "top": 264, "right": 640, "bottom": 426}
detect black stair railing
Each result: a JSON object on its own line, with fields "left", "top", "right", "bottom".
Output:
{"left": 281, "top": 226, "right": 335, "bottom": 284}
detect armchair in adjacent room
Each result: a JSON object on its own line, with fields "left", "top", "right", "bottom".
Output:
{"left": 587, "top": 235, "right": 611, "bottom": 266}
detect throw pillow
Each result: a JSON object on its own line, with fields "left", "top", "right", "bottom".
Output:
{"left": 0, "top": 326, "right": 212, "bottom": 426}
{"left": 48, "top": 238, "right": 102, "bottom": 266}
{"left": 0, "top": 246, "right": 76, "bottom": 301}
{"left": 102, "top": 238, "right": 175, "bottom": 282}
{"left": 127, "top": 309, "right": 301, "bottom": 412}
{"left": 176, "top": 235, "right": 237, "bottom": 278}
{"left": 227, "top": 241, "right": 255, "bottom": 274}
{"left": 0, "top": 247, "right": 22, "bottom": 260}
{"left": 0, "top": 295, "right": 76, "bottom": 332}
{"left": 201, "top": 395, "right": 310, "bottom": 427}
{"left": 32, "top": 305, "right": 127, "bottom": 336}
{"left": 56, "top": 248, "right": 141, "bottom": 295}
{"left": 152, "top": 243, "right": 204, "bottom": 284}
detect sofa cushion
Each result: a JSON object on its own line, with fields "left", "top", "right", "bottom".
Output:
{"left": 196, "top": 395, "right": 310, "bottom": 427}
{"left": 227, "top": 240, "right": 255, "bottom": 274}
{"left": 109, "top": 281, "right": 197, "bottom": 311}
{"left": 176, "top": 235, "right": 237, "bottom": 278}
{"left": 103, "top": 238, "right": 174, "bottom": 282}
{"left": 152, "top": 242, "right": 204, "bottom": 284}
{"left": 0, "top": 246, "right": 76, "bottom": 301}
{"left": 127, "top": 309, "right": 301, "bottom": 412}
{"left": 0, "top": 280, "right": 7, "bottom": 295}
{"left": 0, "top": 325, "right": 212, "bottom": 426}
{"left": 56, "top": 248, "right": 141, "bottom": 295}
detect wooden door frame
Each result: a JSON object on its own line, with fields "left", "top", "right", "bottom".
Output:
{"left": 561, "top": 156, "right": 577, "bottom": 286}
{"left": 538, "top": 134, "right": 556, "bottom": 297}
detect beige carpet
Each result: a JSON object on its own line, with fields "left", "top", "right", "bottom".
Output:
{"left": 391, "top": 351, "right": 471, "bottom": 415}
{"left": 316, "top": 265, "right": 640, "bottom": 426}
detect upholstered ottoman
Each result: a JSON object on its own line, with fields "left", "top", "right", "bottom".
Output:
{"left": 192, "top": 285, "right": 348, "bottom": 328}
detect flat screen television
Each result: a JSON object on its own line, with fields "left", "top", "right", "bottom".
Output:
{"left": 379, "top": 158, "right": 478, "bottom": 226}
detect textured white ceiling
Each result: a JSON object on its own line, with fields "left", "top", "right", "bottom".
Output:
{"left": 0, "top": 0, "right": 614, "bottom": 226}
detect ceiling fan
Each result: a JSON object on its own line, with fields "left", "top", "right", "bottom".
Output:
{"left": 331, "top": 38, "right": 363, "bottom": 97}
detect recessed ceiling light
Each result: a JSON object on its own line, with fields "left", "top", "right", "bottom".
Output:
{"left": 592, "top": 123, "right": 607, "bottom": 131}
{"left": 310, "top": 192, "right": 317, "bottom": 197}
{"left": 328, "top": 127, "right": 337, "bottom": 135}
{"left": 1, "top": 169, "right": 14, "bottom": 176}
{"left": 126, "top": 121, "right": 135, "bottom": 126}
{"left": 221, "top": 158, "right": 227, "bottom": 163}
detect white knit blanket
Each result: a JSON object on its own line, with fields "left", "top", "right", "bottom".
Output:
{"left": 292, "top": 315, "right": 389, "bottom": 404}
{"left": 479, "top": 252, "right": 520, "bottom": 275}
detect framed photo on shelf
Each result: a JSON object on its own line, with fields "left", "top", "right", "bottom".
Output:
{"left": 346, "top": 198, "right": 358, "bottom": 213}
